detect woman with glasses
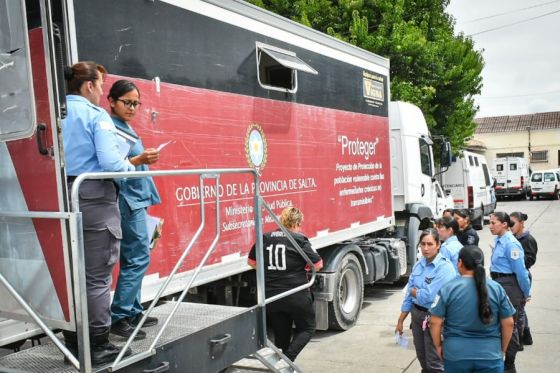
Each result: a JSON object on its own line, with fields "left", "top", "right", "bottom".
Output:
{"left": 62, "top": 62, "right": 135, "bottom": 365}
{"left": 510, "top": 211, "right": 538, "bottom": 348}
{"left": 107, "top": 80, "right": 161, "bottom": 341}
{"left": 430, "top": 246, "right": 515, "bottom": 373}
{"left": 395, "top": 228, "right": 456, "bottom": 373}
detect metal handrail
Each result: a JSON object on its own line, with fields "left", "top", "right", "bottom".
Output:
{"left": 67, "top": 168, "right": 256, "bottom": 372}
{"left": 0, "top": 210, "right": 80, "bottom": 368}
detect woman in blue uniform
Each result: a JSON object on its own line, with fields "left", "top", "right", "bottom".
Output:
{"left": 62, "top": 61, "right": 135, "bottom": 365}
{"left": 106, "top": 80, "right": 161, "bottom": 340}
{"left": 436, "top": 216, "right": 463, "bottom": 275}
{"left": 430, "top": 245, "right": 515, "bottom": 372}
{"left": 395, "top": 228, "right": 456, "bottom": 373}
{"left": 489, "top": 212, "right": 531, "bottom": 373}
{"left": 510, "top": 211, "right": 538, "bottom": 347}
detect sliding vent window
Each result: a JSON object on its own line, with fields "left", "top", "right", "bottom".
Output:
{"left": 256, "top": 42, "right": 317, "bottom": 93}
{"left": 0, "top": 0, "right": 36, "bottom": 141}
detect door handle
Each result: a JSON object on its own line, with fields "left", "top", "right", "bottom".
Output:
{"left": 143, "top": 362, "right": 170, "bottom": 373}
{"left": 36, "top": 123, "right": 50, "bottom": 156}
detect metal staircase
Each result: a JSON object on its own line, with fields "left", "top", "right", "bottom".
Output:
{"left": 0, "top": 168, "right": 313, "bottom": 372}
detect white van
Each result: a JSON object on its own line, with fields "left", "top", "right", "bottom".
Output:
{"left": 492, "top": 157, "right": 530, "bottom": 199}
{"left": 529, "top": 169, "right": 560, "bottom": 200}
{"left": 442, "top": 150, "right": 495, "bottom": 230}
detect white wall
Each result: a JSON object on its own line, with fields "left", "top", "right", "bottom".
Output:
{"left": 474, "top": 129, "right": 560, "bottom": 171}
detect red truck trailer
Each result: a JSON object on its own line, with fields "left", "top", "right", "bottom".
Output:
{"left": 0, "top": 1, "right": 451, "bottom": 371}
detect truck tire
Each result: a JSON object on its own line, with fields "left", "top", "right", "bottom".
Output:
{"left": 554, "top": 188, "right": 559, "bottom": 200}
{"left": 472, "top": 207, "right": 484, "bottom": 230}
{"left": 328, "top": 253, "right": 364, "bottom": 330}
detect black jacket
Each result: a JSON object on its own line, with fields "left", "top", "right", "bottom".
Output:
{"left": 457, "top": 225, "right": 479, "bottom": 246}
{"left": 517, "top": 231, "right": 538, "bottom": 269}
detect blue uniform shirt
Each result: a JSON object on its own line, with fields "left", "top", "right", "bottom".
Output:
{"left": 439, "top": 235, "right": 463, "bottom": 276}
{"left": 490, "top": 231, "right": 531, "bottom": 297}
{"left": 401, "top": 253, "right": 456, "bottom": 312}
{"left": 430, "top": 277, "right": 516, "bottom": 361}
{"left": 62, "top": 95, "right": 135, "bottom": 175}
{"left": 112, "top": 117, "right": 161, "bottom": 210}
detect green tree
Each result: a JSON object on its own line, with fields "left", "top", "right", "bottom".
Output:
{"left": 247, "top": 0, "right": 484, "bottom": 152}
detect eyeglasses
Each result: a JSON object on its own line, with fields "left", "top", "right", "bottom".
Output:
{"left": 117, "top": 98, "right": 142, "bottom": 108}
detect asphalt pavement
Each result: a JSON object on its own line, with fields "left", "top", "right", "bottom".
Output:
{"left": 297, "top": 199, "right": 560, "bottom": 372}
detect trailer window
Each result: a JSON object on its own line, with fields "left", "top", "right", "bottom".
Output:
{"left": 496, "top": 164, "right": 503, "bottom": 171}
{"left": 256, "top": 42, "right": 317, "bottom": 93}
{"left": 468, "top": 156, "right": 474, "bottom": 166}
{"left": 474, "top": 157, "right": 480, "bottom": 166}
{"left": 419, "top": 138, "right": 432, "bottom": 176}
{"left": 0, "top": 0, "right": 37, "bottom": 141}
{"left": 510, "top": 164, "right": 517, "bottom": 171}
{"left": 482, "top": 164, "right": 491, "bottom": 186}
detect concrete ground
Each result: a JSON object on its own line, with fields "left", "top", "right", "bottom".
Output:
{"left": 296, "top": 199, "right": 560, "bottom": 372}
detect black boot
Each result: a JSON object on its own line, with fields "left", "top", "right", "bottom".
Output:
{"left": 523, "top": 327, "right": 533, "bottom": 345}
{"left": 91, "top": 332, "right": 132, "bottom": 366}
{"left": 504, "top": 356, "right": 517, "bottom": 373}
{"left": 62, "top": 331, "right": 78, "bottom": 361}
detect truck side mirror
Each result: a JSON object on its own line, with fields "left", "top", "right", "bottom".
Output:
{"left": 440, "top": 141, "right": 452, "bottom": 168}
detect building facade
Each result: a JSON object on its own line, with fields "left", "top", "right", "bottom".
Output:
{"left": 473, "top": 111, "right": 560, "bottom": 172}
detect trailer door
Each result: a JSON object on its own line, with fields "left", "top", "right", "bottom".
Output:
{"left": 0, "top": 0, "right": 73, "bottom": 330}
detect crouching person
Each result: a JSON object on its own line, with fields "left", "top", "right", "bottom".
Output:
{"left": 248, "top": 207, "right": 323, "bottom": 361}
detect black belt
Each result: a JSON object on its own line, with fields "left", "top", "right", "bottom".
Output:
{"left": 413, "top": 304, "right": 428, "bottom": 312}
{"left": 490, "top": 272, "right": 515, "bottom": 280}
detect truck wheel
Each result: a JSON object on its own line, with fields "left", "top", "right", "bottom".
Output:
{"left": 554, "top": 188, "right": 559, "bottom": 200}
{"left": 328, "top": 254, "right": 364, "bottom": 330}
{"left": 472, "top": 209, "right": 484, "bottom": 231}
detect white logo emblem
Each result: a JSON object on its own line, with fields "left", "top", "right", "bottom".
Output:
{"left": 245, "top": 123, "right": 267, "bottom": 172}
{"left": 511, "top": 250, "right": 520, "bottom": 260}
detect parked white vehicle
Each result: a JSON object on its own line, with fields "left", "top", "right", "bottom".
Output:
{"left": 529, "top": 169, "right": 560, "bottom": 200}
{"left": 492, "top": 157, "right": 530, "bottom": 199}
{"left": 441, "top": 150, "right": 495, "bottom": 230}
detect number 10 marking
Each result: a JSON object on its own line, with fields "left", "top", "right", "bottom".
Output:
{"left": 266, "top": 244, "right": 286, "bottom": 270}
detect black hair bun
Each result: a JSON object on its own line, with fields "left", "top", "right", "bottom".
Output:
{"left": 63, "top": 66, "right": 74, "bottom": 80}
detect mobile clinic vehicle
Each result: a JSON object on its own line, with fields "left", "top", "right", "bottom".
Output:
{"left": 441, "top": 150, "right": 495, "bottom": 230}
{"left": 0, "top": 0, "right": 451, "bottom": 372}
{"left": 492, "top": 156, "right": 531, "bottom": 199}
{"left": 529, "top": 169, "right": 560, "bottom": 200}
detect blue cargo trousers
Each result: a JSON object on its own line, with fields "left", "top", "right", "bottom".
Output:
{"left": 111, "top": 200, "right": 151, "bottom": 323}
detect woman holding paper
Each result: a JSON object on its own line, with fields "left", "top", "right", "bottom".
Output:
{"left": 62, "top": 62, "right": 135, "bottom": 365}
{"left": 395, "top": 228, "right": 456, "bottom": 373}
{"left": 107, "top": 80, "right": 161, "bottom": 340}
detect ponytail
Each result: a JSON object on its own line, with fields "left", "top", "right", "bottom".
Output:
{"left": 459, "top": 245, "right": 492, "bottom": 324}
{"left": 473, "top": 261, "right": 492, "bottom": 324}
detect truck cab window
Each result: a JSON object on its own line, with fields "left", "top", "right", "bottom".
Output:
{"left": 0, "top": 0, "right": 36, "bottom": 141}
{"left": 419, "top": 138, "right": 432, "bottom": 176}
{"left": 256, "top": 42, "right": 317, "bottom": 93}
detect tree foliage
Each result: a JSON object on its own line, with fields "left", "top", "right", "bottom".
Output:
{"left": 247, "top": 0, "right": 484, "bottom": 152}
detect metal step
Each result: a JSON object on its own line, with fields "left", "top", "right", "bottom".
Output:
{"left": 0, "top": 302, "right": 264, "bottom": 373}
{"left": 227, "top": 345, "right": 300, "bottom": 373}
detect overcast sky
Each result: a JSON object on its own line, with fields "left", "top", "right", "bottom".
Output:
{"left": 446, "top": 0, "right": 560, "bottom": 118}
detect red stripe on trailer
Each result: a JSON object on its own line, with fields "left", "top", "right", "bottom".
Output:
{"left": 6, "top": 29, "right": 70, "bottom": 321}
